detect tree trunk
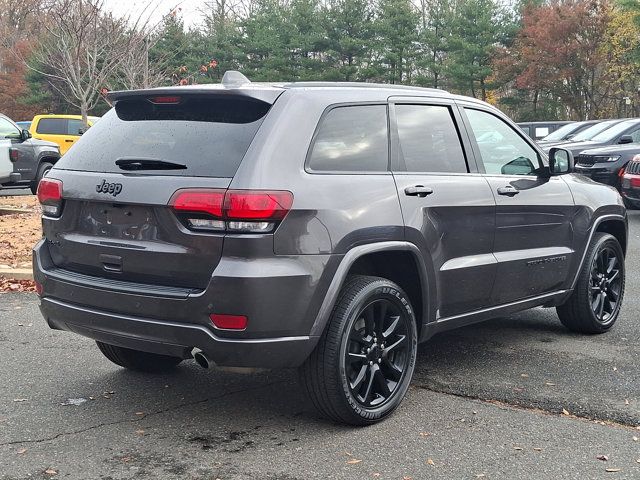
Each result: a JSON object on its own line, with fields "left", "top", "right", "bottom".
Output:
{"left": 81, "top": 103, "right": 89, "bottom": 130}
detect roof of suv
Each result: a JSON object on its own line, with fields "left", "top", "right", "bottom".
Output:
{"left": 106, "top": 71, "right": 471, "bottom": 106}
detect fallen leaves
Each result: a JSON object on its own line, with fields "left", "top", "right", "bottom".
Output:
{"left": 0, "top": 277, "right": 36, "bottom": 293}
{"left": 13, "top": 398, "right": 28, "bottom": 402}
{"left": 597, "top": 455, "right": 609, "bottom": 461}
{"left": 562, "top": 408, "right": 570, "bottom": 416}
{"left": 346, "top": 459, "right": 362, "bottom": 465}
{"left": 16, "top": 448, "right": 26, "bottom": 455}
{"left": 426, "top": 458, "right": 435, "bottom": 466}
{"left": 605, "top": 468, "right": 621, "bottom": 473}
{"left": 0, "top": 196, "right": 40, "bottom": 273}
{"left": 44, "top": 468, "right": 57, "bottom": 476}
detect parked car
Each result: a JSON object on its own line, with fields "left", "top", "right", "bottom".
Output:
{"left": 15, "top": 121, "right": 32, "bottom": 130}
{"left": 34, "top": 73, "right": 627, "bottom": 425}
{"left": 540, "top": 119, "right": 625, "bottom": 150}
{"left": 0, "top": 140, "right": 14, "bottom": 185}
{"left": 0, "top": 114, "right": 60, "bottom": 193}
{"left": 517, "top": 121, "right": 574, "bottom": 140}
{"left": 574, "top": 144, "right": 640, "bottom": 192}
{"left": 621, "top": 155, "right": 640, "bottom": 209}
{"left": 30, "top": 114, "right": 99, "bottom": 155}
{"left": 537, "top": 120, "right": 601, "bottom": 146}
{"left": 542, "top": 118, "right": 640, "bottom": 156}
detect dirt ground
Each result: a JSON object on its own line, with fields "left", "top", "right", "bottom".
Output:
{"left": 0, "top": 195, "right": 40, "bottom": 291}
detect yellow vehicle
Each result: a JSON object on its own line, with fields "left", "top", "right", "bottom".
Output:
{"left": 30, "top": 114, "right": 100, "bottom": 155}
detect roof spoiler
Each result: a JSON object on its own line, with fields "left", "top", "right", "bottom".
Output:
{"left": 106, "top": 72, "right": 282, "bottom": 105}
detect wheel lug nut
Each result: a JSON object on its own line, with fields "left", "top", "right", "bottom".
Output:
{"left": 369, "top": 361, "right": 373, "bottom": 366}
{"left": 377, "top": 359, "right": 381, "bottom": 364}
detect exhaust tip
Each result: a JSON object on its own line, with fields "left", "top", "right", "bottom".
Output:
{"left": 191, "top": 348, "right": 210, "bottom": 369}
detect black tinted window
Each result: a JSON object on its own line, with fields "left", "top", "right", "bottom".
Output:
{"left": 308, "top": 105, "right": 388, "bottom": 172}
{"left": 395, "top": 104, "right": 467, "bottom": 173}
{"left": 36, "top": 118, "right": 67, "bottom": 135}
{"left": 54, "top": 96, "right": 271, "bottom": 177}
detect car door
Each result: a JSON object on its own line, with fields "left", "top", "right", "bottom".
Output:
{"left": 0, "top": 116, "right": 35, "bottom": 181}
{"left": 389, "top": 98, "right": 497, "bottom": 319}
{"left": 460, "top": 104, "right": 575, "bottom": 305}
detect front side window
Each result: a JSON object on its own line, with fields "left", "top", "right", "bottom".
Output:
{"left": 36, "top": 118, "right": 68, "bottom": 135}
{"left": 308, "top": 105, "right": 388, "bottom": 172}
{"left": 465, "top": 109, "right": 540, "bottom": 176}
{"left": 0, "top": 118, "right": 20, "bottom": 139}
{"left": 394, "top": 104, "right": 467, "bottom": 173}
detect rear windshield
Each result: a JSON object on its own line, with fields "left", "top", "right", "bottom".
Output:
{"left": 55, "top": 95, "right": 271, "bottom": 177}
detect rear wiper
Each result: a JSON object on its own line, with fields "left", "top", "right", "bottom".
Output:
{"left": 115, "top": 157, "right": 187, "bottom": 171}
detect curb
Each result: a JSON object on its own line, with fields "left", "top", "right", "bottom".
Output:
{"left": 0, "top": 207, "right": 33, "bottom": 215}
{"left": 0, "top": 268, "right": 34, "bottom": 281}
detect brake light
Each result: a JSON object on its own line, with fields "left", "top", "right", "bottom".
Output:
{"left": 9, "top": 148, "right": 19, "bottom": 162}
{"left": 631, "top": 177, "right": 640, "bottom": 188}
{"left": 149, "top": 96, "right": 181, "bottom": 104}
{"left": 210, "top": 313, "right": 248, "bottom": 330}
{"left": 37, "top": 178, "right": 63, "bottom": 217}
{"left": 169, "top": 189, "right": 293, "bottom": 233}
{"left": 619, "top": 167, "right": 626, "bottom": 178}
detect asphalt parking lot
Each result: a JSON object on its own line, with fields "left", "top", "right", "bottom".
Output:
{"left": 0, "top": 211, "right": 639, "bottom": 479}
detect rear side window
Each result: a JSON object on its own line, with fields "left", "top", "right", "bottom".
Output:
{"left": 67, "top": 119, "right": 84, "bottom": 135}
{"left": 36, "top": 118, "right": 67, "bottom": 135}
{"left": 308, "top": 105, "right": 388, "bottom": 172}
{"left": 394, "top": 104, "right": 467, "bottom": 173}
{"left": 54, "top": 96, "right": 271, "bottom": 177}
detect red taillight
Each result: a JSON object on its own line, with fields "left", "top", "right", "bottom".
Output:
{"left": 170, "top": 189, "right": 225, "bottom": 217}
{"left": 619, "top": 167, "right": 626, "bottom": 178}
{"left": 149, "top": 96, "right": 181, "bottom": 104}
{"left": 169, "top": 189, "right": 293, "bottom": 233}
{"left": 9, "top": 148, "right": 19, "bottom": 162}
{"left": 37, "top": 178, "right": 63, "bottom": 217}
{"left": 210, "top": 313, "right": 248, "bottom": 330}
{"left": 630, "top": 177, "right": 640, "bottom": 188}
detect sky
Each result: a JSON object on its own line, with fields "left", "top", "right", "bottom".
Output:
{"left": 106, "top": 0, "right": 203, "bottom": 28}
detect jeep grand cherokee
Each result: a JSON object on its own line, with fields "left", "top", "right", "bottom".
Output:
{"left": 34, "top": 72, "right": 627, "bottom": 425}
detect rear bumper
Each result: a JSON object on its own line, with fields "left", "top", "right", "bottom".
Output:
{"left": 40, "top": 297, "right": 316, "bottom": 368}
{"left": 34, "top": 240, "right": 337, "bottom": 368}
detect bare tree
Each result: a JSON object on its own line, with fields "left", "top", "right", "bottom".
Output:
{"left": 24, "top": 0, "right": 155, "bottom": 127}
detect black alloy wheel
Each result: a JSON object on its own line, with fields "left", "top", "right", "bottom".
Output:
{"left": 344, "top": 298, "right": 410, "bottom": 408}
{"left": 589, "top": 245, "right": 623, "bottom": 325}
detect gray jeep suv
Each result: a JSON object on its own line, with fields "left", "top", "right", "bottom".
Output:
{"left": 34, "top": 73, "right": 627, "bottom": 425}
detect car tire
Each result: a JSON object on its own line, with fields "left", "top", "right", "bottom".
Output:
{"left": 30, "top": 162, "right": 54, "bottom": 195}
{"left": 299, "top": 275, "right": 418, "bottom": 425}
{"left": 96, "top": 341, "right": 183, "bottom": 372}
{"left": 557, "top": 233, "right": 625, "bottom": 334}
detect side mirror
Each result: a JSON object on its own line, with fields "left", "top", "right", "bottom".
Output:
{"left": 21, "top": 129, "right": 31, "bottom": 141}
{"left": 619, "top": 135, "right": 633, "bottom": 145}
{"left": 77, "top": 128, "right": 86, "bottom": 135}
{"left": 548, "top": 147, "right": 574, "bottom": 175}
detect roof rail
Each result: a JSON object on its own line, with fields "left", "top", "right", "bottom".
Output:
{"left": 222, "top": 71, "right": 251, "bottom": 87}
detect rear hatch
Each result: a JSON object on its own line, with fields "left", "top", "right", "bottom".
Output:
{"left": 42, "top": 88, "right": 282, "bottom": 290}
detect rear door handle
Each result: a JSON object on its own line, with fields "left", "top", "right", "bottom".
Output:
{"left": 65, "top": 139, "right": 74, "bottom": 143}
{"left": 497, "top": 186, "right": 519, "bottom": 197}
{"left": 404, "top": 185, "right": 433, "bottom": 197}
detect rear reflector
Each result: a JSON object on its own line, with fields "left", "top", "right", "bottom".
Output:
{"left": 35, "top": 281, "right": 43, "bottom": 296}
{"left": 9, "top": 148, "right": 19, "bottom": 162}
{"left": 169, "top": 189, "right": 293, "bottom": 233}
{"left": 210, "top": 313, "right": 248, "bottom": 330}
{"left": 37, "top": 178, "right": 63, "bottom": 217}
